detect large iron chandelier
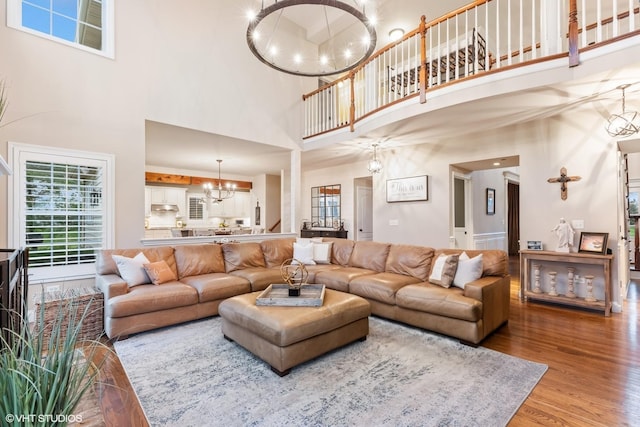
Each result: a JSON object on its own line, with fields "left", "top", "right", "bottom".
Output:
{"left": 202, "top": 160, "right": 236, "bottom": 204}
{"left": 246, "top": 0, "right": 377, "bottom": 77}
{"left": 606, "top": 84, "right": 640, "bottom": 138}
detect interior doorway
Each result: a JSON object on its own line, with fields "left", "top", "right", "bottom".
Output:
{"left": 616, "top": 139, "right": 640, "bottom": 297}
{"left": 507, "top": 180, "right": 520, "bottom": 255}
{"left": 452, "top": 173, "right": 472, "bottom": 249}
{"left": 450, "top": 156, "right": 520, "bottom": 252}
{"left": 354, "top": 176, "right": 373, "bottom": 241}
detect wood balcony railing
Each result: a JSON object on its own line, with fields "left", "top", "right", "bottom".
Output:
{"left": 302, "top": 0, "right": 640, "bottom": 140}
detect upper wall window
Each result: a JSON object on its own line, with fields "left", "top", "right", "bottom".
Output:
{"left": 7, "top": 0, "right": 114, "bottom": 58}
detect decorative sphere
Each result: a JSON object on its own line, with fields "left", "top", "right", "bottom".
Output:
{"left": 280, "top": 258, "right": 309, "bottom": 289}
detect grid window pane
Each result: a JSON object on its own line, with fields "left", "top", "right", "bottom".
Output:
{"left": 24, "top": 160, "right": 104, "bottom": 269}
{"left": 53, "top": 14, "right": 76, "bottom": 42}
{"left": 18, "top": 0, "right": 105, "bottom": 52}
{"left": 53, "top": 0, "right": 77, "bottom": 18}
{"left": 22, "top": 3, "right": 50, "bottom": 33}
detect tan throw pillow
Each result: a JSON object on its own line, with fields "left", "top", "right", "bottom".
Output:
{"left": 429, "top": 254, "right": 460, "bottom": 288}
{"left": 112, "top": 252, "right": 151, "bottom": 287}
{"left": 143, "top": 260, "right": 178, "bottom": 285}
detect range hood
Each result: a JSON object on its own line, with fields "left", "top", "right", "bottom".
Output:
{"left": 151, "top": 203, "right": 179, "bottom": 212}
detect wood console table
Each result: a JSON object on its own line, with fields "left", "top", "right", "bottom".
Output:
{"left": 520, "top": 250, "right": 613, "bottom": 316}
{"left": 300, "top": 229, "right": 348, "bottom": 239}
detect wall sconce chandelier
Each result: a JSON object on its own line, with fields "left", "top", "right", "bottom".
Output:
{"left": 606, "top": 84, "right": 640, "bottom": 138}
{"left": 246, "top": 0, "right": 377, "bottom": 77}
{"left": 202, "top": 159, "right": 236, "bottom": 204}
{"left": 367, "top": 143, "right": 382, "bottom": 174}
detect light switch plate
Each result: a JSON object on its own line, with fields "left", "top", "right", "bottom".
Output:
{"left": 571, "top": 219, "right": 584, "bottom": 230}
{"left": 389, "top": 219, "right": 399, "bottom": 226}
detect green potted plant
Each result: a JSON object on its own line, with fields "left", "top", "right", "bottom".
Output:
{"left": 0, "top": 294, "right": 109, "bottom": 426}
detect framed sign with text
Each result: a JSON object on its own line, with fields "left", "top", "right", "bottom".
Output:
{"left": 386, "top": 175, "right": 428, "bottom": 203}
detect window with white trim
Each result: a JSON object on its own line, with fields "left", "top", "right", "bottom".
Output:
{"left": 6, "top": 0, "right": 114, "bottom": 58}
{"left": 9, "top": 143, "right": 114, "bottom": 282}
{"left": 188, "top": 195, "right": 204, "bottom": 221}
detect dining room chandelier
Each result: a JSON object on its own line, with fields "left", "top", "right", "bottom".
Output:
{"left": 606, "top": 84, "right": 640, "bottom": 138}
{"left": 246, "top": 0, "right": 377, "bottom": 77}
{"left": 202, "top": 160, "right": 236, "bottom": 204}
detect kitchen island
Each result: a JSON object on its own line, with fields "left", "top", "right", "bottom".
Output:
{"left": 140, "top": 232, "right": 297, "bottom": 247}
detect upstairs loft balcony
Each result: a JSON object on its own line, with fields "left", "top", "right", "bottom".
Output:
{"left": 302, "top": 0, "right": 640, "bottom": 146}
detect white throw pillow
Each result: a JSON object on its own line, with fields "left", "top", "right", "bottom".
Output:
{"left": 296, "top": 237, "right": 323, "bottom": 246}
{"left": 292, "top": 242, "right": 316, "bottom": 265}
{"left": 312, "top": 242, "right": 333, "bottom": 264}
{"left": 453, "top": 253, "right": 483, "bottom": 289}
{"left": 112, "top": 252, "right": 152, "bottom": 287}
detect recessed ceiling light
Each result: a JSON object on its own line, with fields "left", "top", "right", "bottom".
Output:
{"left": 389, "top": 28, "right": 405, "bottom": 42}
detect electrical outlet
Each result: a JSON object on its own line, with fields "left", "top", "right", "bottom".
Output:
{"left": 47, "top": 285, "right": 61, "bottom": 292}
{"left": 389, "top": 219, "right": 399, "bottom": 226}
{"left": 572, "top": 219, "right": 584, "bottom": 230}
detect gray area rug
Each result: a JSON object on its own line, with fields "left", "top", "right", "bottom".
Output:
{"left": 114, "top": 316, "right": 547, "bottom": 427}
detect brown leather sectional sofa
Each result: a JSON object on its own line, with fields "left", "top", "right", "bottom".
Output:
{"left": 95, "top": 237, "right": 510, "bottom": 344}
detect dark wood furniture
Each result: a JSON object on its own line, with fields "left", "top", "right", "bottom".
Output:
{"left": 300, "top": 229, "right": 348, "bottom": 239}
{"left": 0, "top": 248, "right": 28, "bottom": 346}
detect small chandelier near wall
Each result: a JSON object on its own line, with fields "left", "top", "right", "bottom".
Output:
{"left": 246, "top": 0, "right": 377, "bottom": 77}
{"left": 202, "top": 160, "right": 236, "bottom": 204}
{"left": 367, "top": 143, "right": 382, "bottom": 174}
{"left": 606, "top": 84, "right": 640, "bottom": 138}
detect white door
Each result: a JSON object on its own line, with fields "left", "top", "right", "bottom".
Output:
{"left": 618, "top": 151, "right": 631, "bottom": 296}
{"left": 452, "top": 175, "right": 471, "bottom": 248}
{"left": 356, "top": 185, "right": 373, "bottom": 241}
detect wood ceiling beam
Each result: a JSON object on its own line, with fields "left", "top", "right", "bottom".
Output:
{"left": 145, "top": 172, "right": 253, "bottom": 190}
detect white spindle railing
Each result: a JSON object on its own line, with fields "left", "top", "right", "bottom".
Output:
{"left": 577, "top": 0, "right": 639, "bottom": 47}
{"left": 302, "top": 0, "right": 640, "bottom": 139}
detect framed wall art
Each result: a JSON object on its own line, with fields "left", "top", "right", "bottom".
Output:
{"left": 578, "top": 232, "right": 609, "bottom": 255}
{"left": 486, "top": 188, "right": 495, "bottom": 215}
{"left": 386, "top": 175, "right": 428, "bottom": 203}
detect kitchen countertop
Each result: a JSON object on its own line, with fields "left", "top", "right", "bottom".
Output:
{"left": 140, "top": 232, "right": 297, "bottom": 246}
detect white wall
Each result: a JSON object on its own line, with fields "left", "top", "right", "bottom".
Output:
{"left": 302, "top": 106, "right": 621, "bottom": 309}
{"left": 301, "top": 161, "right": 371, "bottom": 235}
{"left": 471, "top": 167, "right": 517, "bottom": 235}
{"left": 0, "top": 1, "right": 312, "bottom": 248}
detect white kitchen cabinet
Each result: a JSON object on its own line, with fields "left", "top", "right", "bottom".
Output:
{"left": 233, "top": 192, "right": 251, "bottom": 217}
{"left": 146, "top": 186, "right": 187, "bottom": 216}
{"left": 185, "top": 191, "right": 251, "bottom": 219}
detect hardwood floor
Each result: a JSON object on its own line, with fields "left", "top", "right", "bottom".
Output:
{"left": 91, "top": 260, "right": 640, "bottom": 426}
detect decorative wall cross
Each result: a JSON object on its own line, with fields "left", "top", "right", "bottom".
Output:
{"left": 547, "top": 167, "right": 581, "bottom": 200}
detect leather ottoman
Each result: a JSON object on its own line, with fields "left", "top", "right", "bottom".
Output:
{"left": 218, "top": 289, "right": 371, "bottom": 376}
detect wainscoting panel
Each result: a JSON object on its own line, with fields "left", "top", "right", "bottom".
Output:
{"left": 472, "top": 232, "right": 507, "bottom": 251}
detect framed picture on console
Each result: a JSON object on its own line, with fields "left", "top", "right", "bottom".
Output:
{"left": 527, "top": 240, "right": 543, "bottom": 250}
{"left": 578, "top": 232, "right": 608, "bottom": 255}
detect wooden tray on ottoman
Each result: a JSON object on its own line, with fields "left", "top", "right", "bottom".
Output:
{"left": 256, "top": 284, "right": 325, "bottom": 307}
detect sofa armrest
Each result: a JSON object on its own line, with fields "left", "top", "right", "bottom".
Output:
{"left": 96, "top": 274, "right": 129, "bottom": 300}
{"left": 464, "top": 275, "right": 510, "bottom": 337}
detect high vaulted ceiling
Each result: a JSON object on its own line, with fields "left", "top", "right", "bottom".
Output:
{"left": 145, "top": 1, "right": 640, "bottom": 177}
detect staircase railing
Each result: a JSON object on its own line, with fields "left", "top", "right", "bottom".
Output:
{"left": 302, "top": 0, "right": 640, "bottom": 140}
